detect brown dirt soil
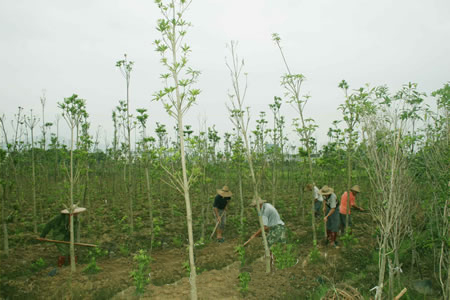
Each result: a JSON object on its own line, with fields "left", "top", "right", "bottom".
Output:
{"left": 1, "top": 213, "right": 379, "bottom": 299}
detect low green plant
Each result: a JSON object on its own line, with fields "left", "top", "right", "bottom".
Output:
{"left": 182, "top": 260, "right": 190, "bottom": 277}
{"left": 238, "top": 271, "right": 251, "bottom": 295}
{"left": 130, "top": 249, "right": 152, "bottom": 295}
{"left": 235, "top": 245, "right": 246, "bottom": 266}
{"left": 340, "top": 232, "right": 359, "bottom": 248}
{"left": 271, "top": 243, "right": 297, "bottom": 269}
{"left": 83, "top": 247, "right": 105, "bottom": 274}
{"left": 309, "top": 245, "right": 322, "bottom": 263}
{"left": 172, "top": 236, "right": 183, "bottom": 248}
{"left": 31, "top": 258, "right": 46, "bottom": 272}
{"left": 119, "top": 215, "right": 130, "bottom": 232}
{"left": 135, "top": 216, "right": 144, "bottom": 231}
{"left": 119, "top": 244, "right": 130, "bottom": 256}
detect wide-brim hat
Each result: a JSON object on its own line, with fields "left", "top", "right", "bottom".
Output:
{"left": 319, "top": 185, "right": 334, "bottom": 196}
{"left": 250, "top": 198, "right": 266, "bottom": 207}
{"left": 217, "top": 186, "right": 232, "bottom": 197}
{"left": 304, "top": 183, "right": 314, "bottom": 192}
{"left": 350, "top": 185, "right": 361, "bottom": 193}
{"left": 61, "top": 205, "right": 87, "bottom": 215}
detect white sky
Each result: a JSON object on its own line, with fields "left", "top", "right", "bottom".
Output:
{"left": 1, "top": 0, "right": 449, "bottom": 150}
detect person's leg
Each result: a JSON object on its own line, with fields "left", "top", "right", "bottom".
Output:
{"left": 331, "top": 212, "right": 340, "bottom": 247}
{"left": 216, "top": 209, "right": 225, "bottom": 241}
{"left": 331, "top": 232, "right": 339, "bottom": 247}
{"left": 57, "top": 256, "right": 65, "bottom": 267}
{"left": 339, "top": 213, "right": 346, "bottom": 235}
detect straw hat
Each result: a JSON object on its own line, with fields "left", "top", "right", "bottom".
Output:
{"left": 217, "top": 186, "right": 232, "bottom": 197}
{"left": 250, "top": 198, "right": 266, "bottom": 207}
{"left": 304, "top": 183, "right": 313, "bottom": 192}
{"left": 350, "top": 185, "right": 361, "bottom": 193}
{"left": 319, "top": 185, "right": 334, "bottom": 196}
{"left": 61, "top": 204, "right": 87, "bottom": 215}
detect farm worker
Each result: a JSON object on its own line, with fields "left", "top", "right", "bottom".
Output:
{"left": 40, "top": 205, "right": 86, "bottom": 267}
{"left": 305, "top": 183, "right": 323, "bottom": 217}
{"left": 244, "top": 199, "right": 286, "bottom": 267}
{"left": 339, "top": 185, "right": 364, "bottom": 235}
{"left": 213, "top": 186, "right": 232, "bottom": 243}
{"left": 320, "top": 186, "right": 340, "bottom": 248}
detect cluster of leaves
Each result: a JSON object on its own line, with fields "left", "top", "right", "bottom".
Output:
{"left": 130, "top": 249, "right": 152, "bottom": 295}
{"left": 271, "top": 243, "right": 297, "bottom": 269}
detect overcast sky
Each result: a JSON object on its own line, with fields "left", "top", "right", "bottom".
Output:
{"left": 1, "top": 0, "right": 449, "bottom": 150}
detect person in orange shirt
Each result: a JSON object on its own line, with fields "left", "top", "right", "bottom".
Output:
{"left": 339, "top": 185, "right": 364, "bottom": 235}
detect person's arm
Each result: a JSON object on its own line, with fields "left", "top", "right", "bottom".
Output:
{"left": 40, "top": 215, "right": 60, "bottom": 238}
{"left": 324, "top": 208, "right": 335, "bottom": 222}
{"left": 351, "top": 195, "right": 364, "bottom": 211}
{"left": 352, "top": 203, "right": 364, "bottom": 211}
{"left": 244, "top": 226, "right": 269, "bottom": 246}
{"left": 213, "top": 207, "right": 221, "bottom": 222}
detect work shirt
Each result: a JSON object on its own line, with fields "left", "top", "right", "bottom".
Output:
{"left": 213, "top": 194, "right": 230, "bottom": 210}
{"left": 339, "top": 191, "right": 356, "bottom": 215}
{"left": 313, "top": 186, "right": 323, "bottom": 202}
{"left": 261, "top": 203, "right": 284, "bottom": 227}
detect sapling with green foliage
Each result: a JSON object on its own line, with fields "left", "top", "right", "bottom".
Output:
{"left": 271, "top": 243, "right": 297, "bottom": 269}
{"left": 58, "top": 93, "right": 88, "bottom": 272}
{"left": 24, "top": 109, "right": 39, "bottom": 234}
{"left": 83, "top": 247, "right": 105, "bottom": 274}
{"left": 226, "top": 40, "right": 271, "bottom": 273}
{"left": 130, "top": 249, "right": 152, "bottom": 295}
{"left": 273, "top": 33, "right": 319, "bottom": 246}
{"left": 153, "top": 0, "right": 201, "bottom": 298}
{"left": 238, "top": 272, "right": 251, "bottom": 295}
{"left": 116, "top": 53, "right": 135, "bottom": 233}
{"left": 338, "top": 80, "right": 373, "bottom": 235}
{"left": 136, "top": 108, "right": 158, "bottom": 253}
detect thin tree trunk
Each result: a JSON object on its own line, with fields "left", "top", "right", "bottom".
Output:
{"left": 145, "top": 165, "right": 154, "bottom": 253}
{"left": 31, "top": 128, "right": 37, "bottom": 234}
{"left": 1, "top": 183, "right": 9, "bottom": 256}
{"left": 69, "top": 127, "right": 76, "bottom": 272}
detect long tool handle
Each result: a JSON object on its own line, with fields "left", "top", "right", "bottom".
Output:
{"left": 209, "top": 210, "right": 226, "bottom": 239}
{"left": 37, "top": 237, "right": 97, "bottom": 247}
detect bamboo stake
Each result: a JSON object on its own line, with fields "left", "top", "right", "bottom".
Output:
{"left": 393, "top": 288, "right": 407, "bottom": 300}
{"left": 37, "top": 237, "right": 97, "bottom": 247}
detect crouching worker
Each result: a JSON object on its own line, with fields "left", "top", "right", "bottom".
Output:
{"left": 40, "top": 205, "right": 86, "bottom": 267}
{"left": 244, "top": 199, "right": 286, "bottom": 269}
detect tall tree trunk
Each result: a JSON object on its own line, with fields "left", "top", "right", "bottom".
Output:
{"left": 145, "top": 165, "right": 154, "bottom": 253}
{"left": 1, "top": 183, "right": 9, "bottom": 256}
{"left": 31, "top": 128, "right": 37, "bottom": 234}
{"left": 69, "top": 127, "right": 76, "bottom": 272}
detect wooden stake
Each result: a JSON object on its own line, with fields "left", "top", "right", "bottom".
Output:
{"left": 393, "top": 288, "right": 407, "bottom": 300}
{"left": 37, "top": 237, "right": 97, "bottom": 247}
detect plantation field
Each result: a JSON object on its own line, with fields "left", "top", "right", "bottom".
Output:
{"left": 1, "top": 1, "right": 449, "bottom": 299}
{"left": 0, "top": 188, "right": 439, "bottom": 299}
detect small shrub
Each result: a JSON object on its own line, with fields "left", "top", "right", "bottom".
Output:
{"left": 119, "top": 244, "right": 130, "bottom": 256}
{"left": 238, "top": 271, "right": 251, "bottom": 295}
{"left": 340, "top": 233, "right": 359, "bottom": 248}
{"left": 182, "top": 259, "right": 192, "bottom": 277}
{"left": 130, "top": 249, "right": 152, "bottom": 295}
{"left": 83, "top": 247, "right": 105, "bottom": 274}
{"left": 235, "top": 245, "right": 246, "bottom": 266}
{"left": 172, "top": 236, "right": 183, "bottom": 248}
{"left": 271, "top": 243, "right": 297, "bottom": 269}
{"left": 31, "top": 258, "right": 46, "bottom": 272}
{"left": 309, "top": 245, "right": 322, "bottom": 263}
